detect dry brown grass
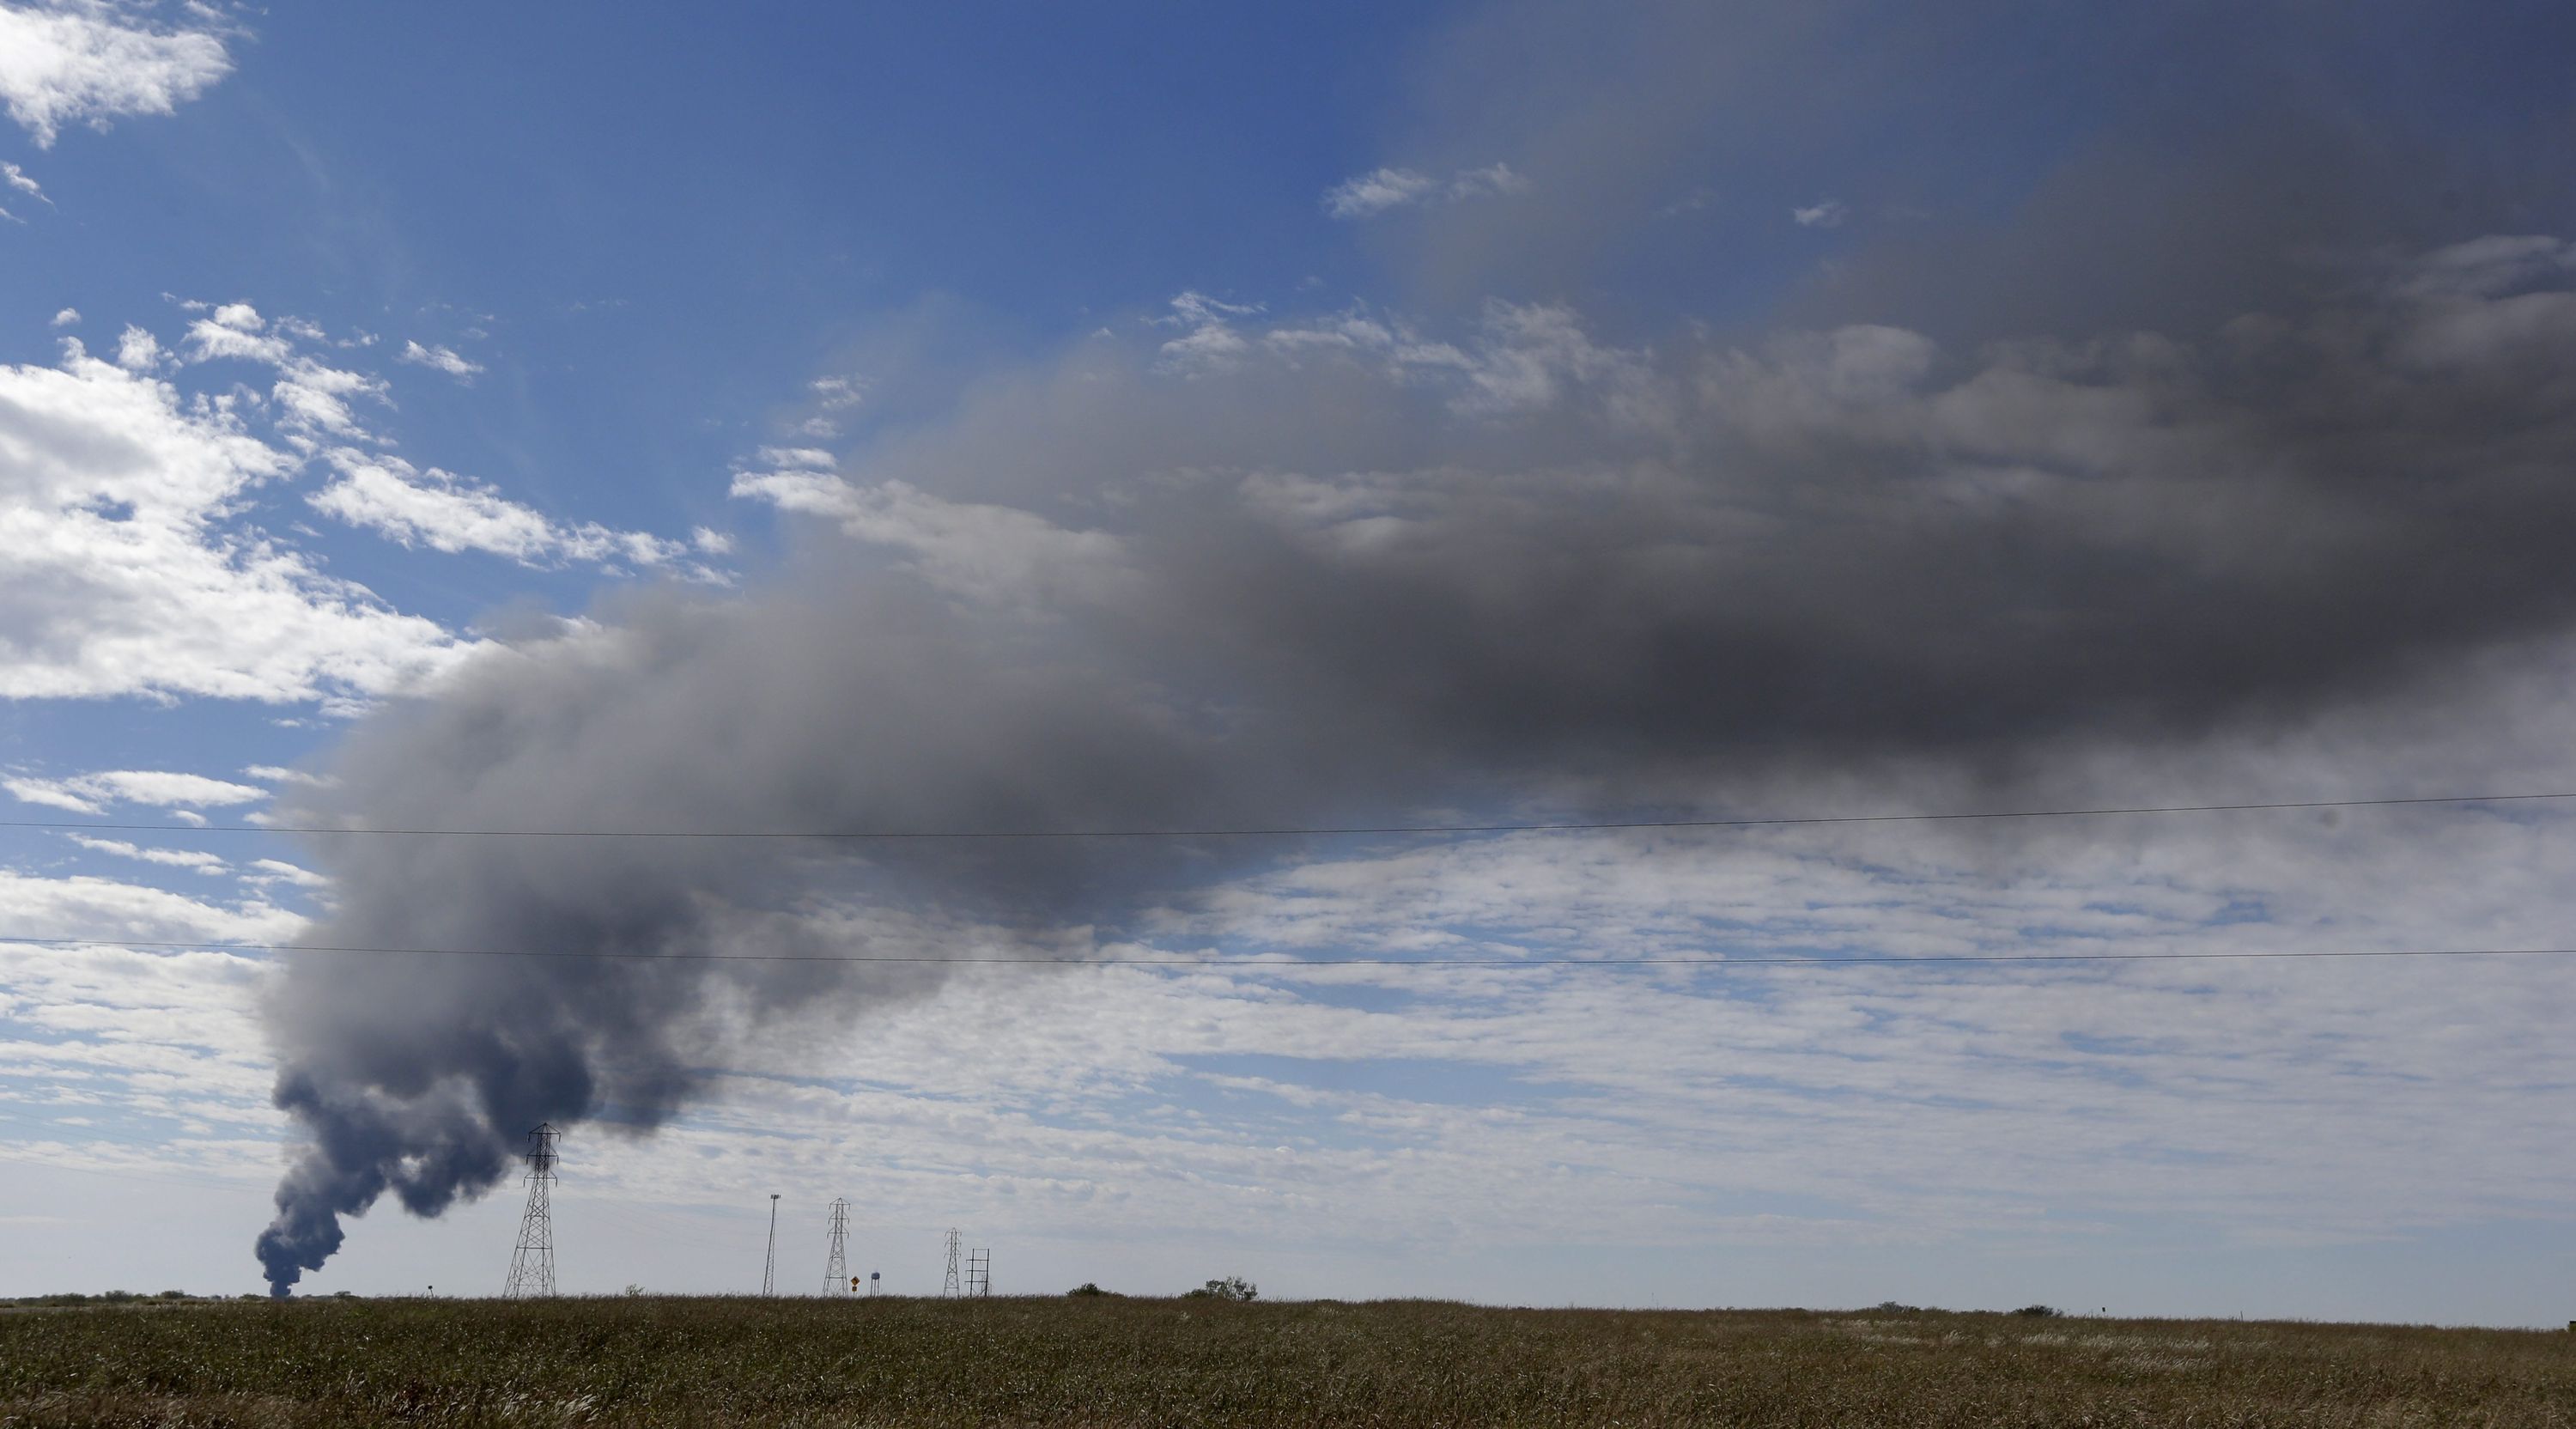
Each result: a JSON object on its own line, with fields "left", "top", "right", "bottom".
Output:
{"left": 2, "top": 1296, "right": 2571, "bottom": 1426}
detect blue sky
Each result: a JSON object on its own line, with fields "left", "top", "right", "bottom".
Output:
{"left": 5, "top": 0, "right": 2576, "bottom": 1322}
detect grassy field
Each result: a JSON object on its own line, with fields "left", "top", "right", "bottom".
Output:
{"left": 3, "top": 1296, "right": 2571, "bottom": 1427}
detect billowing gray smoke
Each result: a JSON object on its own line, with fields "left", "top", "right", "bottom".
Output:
{"left": 254, "top": 4, "right": 2576, "bottom": 1292}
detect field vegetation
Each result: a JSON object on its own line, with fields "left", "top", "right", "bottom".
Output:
{"left": 2, "top": 1294, "right": 2570, "bottom": 1426}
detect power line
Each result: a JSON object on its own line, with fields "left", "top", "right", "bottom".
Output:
{"left": 3, "top": 932, "right": 2573, "bottom": 970}
{"left": 2, "top": 789, "right": 2573, "bottom": 842}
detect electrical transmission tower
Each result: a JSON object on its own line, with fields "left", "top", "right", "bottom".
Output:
{"left": 502, "top": 1123, "right": 559, "bottom": 1298}
{"left": 940, "top": 1227, "right": 963, "bottom": 1298}
{"left": 968, "top": 1247, "right": 991, "bottom": 1298}
{"left": 823, "top": 1198, "right": 850, "bottom": 1295}
{"left": 762, "top": 1194, "right": 781, "bottom": 1297}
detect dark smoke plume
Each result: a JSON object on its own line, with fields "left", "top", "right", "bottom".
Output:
{"left": 256, "top": 225, "right": 2576, "bottom": 1291}
{"left": 254, "top": 4, "right": 2576, "bottom": 1292}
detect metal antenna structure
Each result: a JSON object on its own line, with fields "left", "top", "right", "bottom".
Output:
{"left": 823, "top": 1198, "right": 851, "bottom": 1295}
{"left": 762, "top": 1194, "right": 781, "bottom": 1296}
{"left": 968, "top": 1247, "right": 991, "bottom": 1298}
{"left": 940, "top": 1227, "right": 963, "bottom": 1298}
{"left": 501, "top": 1122, "right": 560, "bottom": 1298}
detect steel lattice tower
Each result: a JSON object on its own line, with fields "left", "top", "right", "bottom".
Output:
{"left": 762, "top": 1194, "right": 781, "bottom": 1296}
{"left": 501, "top": 1123, "right": 559, "bottom": 1298}
{"left": 823, "top": 1198, "right": 851, "bottom": 1295}
{"left": 940, "top": 1227, "right": 963, "bottom": 1298}
{"left": 968, "top": 1248, "right": 990, "bottom": 1298}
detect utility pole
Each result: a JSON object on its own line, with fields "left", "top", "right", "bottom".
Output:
{"left": 968, "top": 1247, "right": 991, "bottom": 1298}
{"left": 502, "top": 1123, "right": 559, "bottom": 1298}
{"left": 823, "top": 1198, "right": 850, "bottom": 1295}
{"left": 940, "top": 1228, "right": 963, "bottom": 1298}
{"left": 762, "top": 1193, "right": 781, "bottom": 1297}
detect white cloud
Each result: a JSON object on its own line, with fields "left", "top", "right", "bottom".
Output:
{"left": 6, "top": 768, "right": 266, "bottom": 814}
{"left": 1793, "top": 198, "right": 1850, "bottom": 228}
{"left": 1446, "top": 161, "right": 1529, "bottom": 201}
{"left": 1323, "top": 167, "right": 1439, "bottom": 219}
{"left": 307, "top": 456, "right": 559, "bottom": 562}
{"left": 730, "top": 457, "right": 1130, "bottom": 611}
{"left": 242, "top": 857, "right": 328, "bottom": 891}
{"left": 0, "top": 869, "right": 296, "bottom": 944}
{"left": 240, "top": 764, "right": 332, "bottom": 788}
{"left": 178, "top": 303, "right": 394, "bottom": 449}
{"left": 0, "top": 339, "right": 474, "bottom": 703}
{"left": 395, "top": 339, "right": 483, "bottom": 381}
{"left": 111, "top": 323, "right": 160, "bottom": 370}
{"left": 1252, "top": 299, "right": 1664, "bottom": 422}
{"left": 1324, "top": 162, "right": 1529, "bottom": 219}
{"left": 48, "top": 305, "right": 76, "bottom": 326}
{"left": 3, "top": 161, "right": 43, "bottom": 205}
{"left": 64, "top": 834, "right": 227, "bottom": 873}
{"left": 1151, "top": 290, "right": 1263, "bottom": 376}
{"left": 85, "top": 304, "right": 709, "bottom": 581}
{"left": 0, "top": 0, "right": 232, "bottom": 147}
{"left": 809, "top": 374, "right": 867, "bottom": 410}
{"left": 307, "top": 453, "right": 696, "bottom": 572}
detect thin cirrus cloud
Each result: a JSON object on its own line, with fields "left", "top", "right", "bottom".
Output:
{"left": 0, "top": 0, "right": 234, "bottom": 148}
{"left": 1322, "top": 161, "right": 1529, "bottom": 219}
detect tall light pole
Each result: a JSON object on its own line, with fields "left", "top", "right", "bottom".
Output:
{"left": 762, "top": 1194, "right": 781, "bottom": 1297}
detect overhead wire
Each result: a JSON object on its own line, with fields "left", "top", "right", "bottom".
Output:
{"left": 0, "top": 789, "right": 2571, "bottom": 842}
{"left": 2, "top": 933, "right": 2572, "bottom": 970}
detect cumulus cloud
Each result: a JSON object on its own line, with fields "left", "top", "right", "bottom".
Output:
{"left": 0, "top": 0, "right": 234, "bottom": 147}
{"left": 394, "top": 340, "right": 482, "bottom": 381}
{"left": 0, "top": 340, "right": 471, "bottom": 703}
{"left": 111, "top": 323, "right": 160, "bottom": 370}
{"left": 48, "top": 304, "right": 76, "bottom": 326}
{"left": 178, "top": 303, "right": 392, "bottom": 450}
{"left": 57, "top": 302, "right": 711, "bottom": 579}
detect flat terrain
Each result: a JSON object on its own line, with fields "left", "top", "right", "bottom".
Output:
{"left": 2, "top": 1296, "right": 2571, "bottom": 1427}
